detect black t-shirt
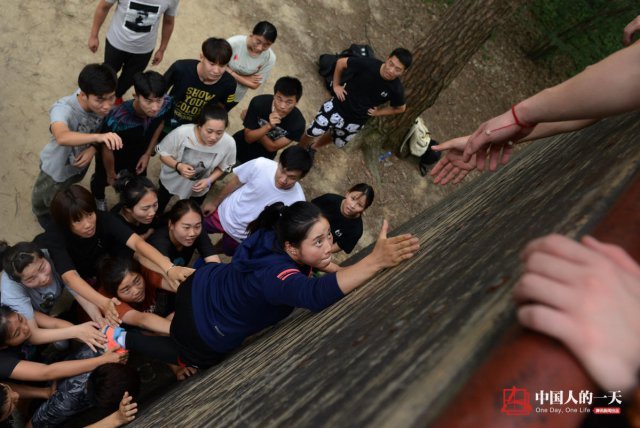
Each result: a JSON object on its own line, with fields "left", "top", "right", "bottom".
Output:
{"left": 312, "top": 193, "right": 363, "bottom": 254}
{"left": 234, "top": 94, "right": 306, "bottom": 164}
{"left": 0, "top": 347, "right": 21, "bottom": 379}
{"left": 147, "top": 225, "right": 216, "bottom": 266}
{"left": 106, "top": 203, "right": 157, "bottom": 258}
{"left": 34, "top": 212, "right": 134, "bottom": 280}
{"left": 164, "top": 59, "right": 236, "bottom": 130}
{"left": 335, "top": 57, "right": 405, "bottom": 122}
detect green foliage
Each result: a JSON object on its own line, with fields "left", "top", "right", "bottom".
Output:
{"left": 522, "top": 0, "right": 637, "bottom": 75}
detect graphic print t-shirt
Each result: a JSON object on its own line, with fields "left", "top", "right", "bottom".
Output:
{"left": 106, "top": 0, "right": 179, "bottom": 54}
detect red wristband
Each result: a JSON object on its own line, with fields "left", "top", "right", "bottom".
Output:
{"left": 511, "top": 104, "right": 533, "bottom": 128}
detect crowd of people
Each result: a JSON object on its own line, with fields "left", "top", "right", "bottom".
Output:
{"left": 0, "top": 1, "right": 419, "bottom": 426}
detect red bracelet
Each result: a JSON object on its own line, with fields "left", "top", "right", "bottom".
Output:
{"left": 511, "top": 104, "right": 533, "bottom": 128}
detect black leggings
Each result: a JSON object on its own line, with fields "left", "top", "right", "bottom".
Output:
{"left": 104, "top": 39, "right": 153, "bottom": 98}
{"left": 124, "top": 275, "right": 227, "bottom": 369}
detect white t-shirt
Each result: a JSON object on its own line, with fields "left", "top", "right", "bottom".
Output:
{"left": 156, "top": 124, "right": 236, "bottom": 199}
{"left": 227, "top": 35, "right": 276, "bottom": 102}
{"left": 219, "top": 158, "right": 305, "bottom": 242}
{"left": 106, "top": 0, "right": 179, "bottom": 54}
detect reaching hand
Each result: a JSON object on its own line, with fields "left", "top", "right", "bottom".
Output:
{"left": 623, "top": 15, "right": 640, "bottom": 46}
{"left": 167, "top": 266, "right": 195, "bottom": 289}
{"left": 463, "top": 109, "right": 531, "bottom": 170}
{"left": 100, "top": 297, "right": 122, "bottom": 326}
{"left": 430, "top": 136, "right": 476, "bottom": 185}
{"left": 513, "top": 234, "right": 640, "bottom": 392}
{"left": 103, "top": 346, "right": 129, "bottom": 364}
{"left": 371, "top": 220, "right": 420, "bottom": 269}
{"left": 97, "top": 132, "right": 124, "bottom": 151}
{"left": 74, "top": 321, "right": 107, "bottom": 352}
{"left": 116, "top": 392, "right": 138, "bottom": 425}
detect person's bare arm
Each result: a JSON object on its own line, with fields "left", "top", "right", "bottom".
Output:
{"left": 61, "top": 270, "right": 120, "bottom": 325}
{"left": 86, "top": 392, "right": 138, "bottom": 427}
{"left": 88, "top": 0, "right": 114, "bottom": 53}
{"left": 51, "top": 122, "right": 122, "bottom": 150}
{"left": 227, "top": 68, "right": 262, "bottom": 90}
{"left": 121, "top": 310, "right": 170, "bottom": 335}
{"left": 10, "top": 350, "right": 125, "bottom": 382}
{"left": 136, "top": 120, "right": 164, "bottom": 174}
{"left": 202, "top": 174, "right": 243, "bottom": 215}
{"left": 151, "top": 15, "right": 175, "bottom": 65}
{"left": 368, "top": 105, "right": 406, "bottom": 117}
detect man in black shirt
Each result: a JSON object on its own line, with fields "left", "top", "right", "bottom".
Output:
{"left": 163, "top": 37, "right": 236, "bottom": 133}
{"left": 302, "top": 47, "right": 412, "bottom": 151}
{"left": 234, "top": 76, "right": 305, "bottom": 164}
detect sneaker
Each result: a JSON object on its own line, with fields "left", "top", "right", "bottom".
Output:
{"left": 102, "top": 326, "right": 128, "bottom": 355}
{"left": 95, "top": 198, "right": 107, "bottom": 212}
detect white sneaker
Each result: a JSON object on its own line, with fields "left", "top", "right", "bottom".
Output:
{"left": 95, "top": 198, "right": 107, "bottom": 211}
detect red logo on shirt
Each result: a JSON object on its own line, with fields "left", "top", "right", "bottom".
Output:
{"left": 277, "top": 269, "right": 300, "bottom": 281}
{"left": 233, "top": 54, "right": 238, "bottom": 61}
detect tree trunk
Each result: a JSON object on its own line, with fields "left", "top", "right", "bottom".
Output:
{"left": 359, "top": 0, "right": 524, "bottom": 157}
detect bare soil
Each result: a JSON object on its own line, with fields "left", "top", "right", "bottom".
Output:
{"left": 0, "top": 0, "right": 560, "bottom": 260}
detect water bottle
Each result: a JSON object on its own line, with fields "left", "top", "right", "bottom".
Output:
{"left": 378, "top": 151, "right": 392, "bottom": 162}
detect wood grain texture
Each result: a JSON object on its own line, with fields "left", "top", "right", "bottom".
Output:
{"left": 133, "top": 113, "right": 640, "bottom": 427}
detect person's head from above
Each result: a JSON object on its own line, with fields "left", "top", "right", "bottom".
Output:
{"left": 341, "top": 183, "right": 375, "bottom": 219}
{"left": 380, "top": 48, "right": 412, "bottom": 81}
{"left": 87, "top": 363, "right": 140, "bottom": 411}
{"left": 167, "top": 200, "right": 204, "bottom": 249}
{"left": 0, "top": 383, "right": 19, "bottom": 422}
{"left": 200, "top": 37, "right": 233, "bottom": 83}
{"left": 272, "top": 76, "right": 302, "bottom": 118}
{"left": 248, "top": 201, "right": 333, "bottom": 269}
{"left": 132, "top": 71, "right": 167, "bottom": 118}
{"left": 113, "top": 172, "right": 158, "bottom": 226}
{"left": 0, "top": 241, "right": 54, "bottom": 289}
{"left": 195, "top": 102, "right": 228, "bottom": 147}
{"left": 275, "top": 146, "right": 313, "bottom": 190}
{"left": 247, "top": 21, "right": 277, "bottom": 55}
{"left": 99, "top": 257, "right": 146, "bottom": 304}
{"left": 50, "top": 185, "right": 97, "bottom": 239}
{"left": 0, "top": 306, "right": 32, "bottom": 349}
{"left": 77, "top": 63, "right": 117, "bottom": 117}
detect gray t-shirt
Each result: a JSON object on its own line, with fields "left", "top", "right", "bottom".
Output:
{"left": 156, "top": 124, "right": 236, "bottom": 199}
{"left": 227, "top": 35, "right": 276, "bottom": 102}
{"left": 0, "top": 250, "right": 65, "bottom": 320}
{"left": 39, "top": 90, "right": 103, "bottom": 183}
{"left": 106, "top": 0, "right": 179, "bottom": 54}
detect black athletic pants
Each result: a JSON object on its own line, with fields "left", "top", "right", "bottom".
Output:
{"left": 104, "top": 39, "right": 153, "bottom": 98}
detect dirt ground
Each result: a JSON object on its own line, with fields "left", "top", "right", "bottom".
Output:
{"left": 0, "top": 0, "right": 560, "bottom": 259}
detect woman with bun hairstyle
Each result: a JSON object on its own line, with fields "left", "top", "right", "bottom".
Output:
{"left": 104, "top": 201, "right": 419, "bottom": 369}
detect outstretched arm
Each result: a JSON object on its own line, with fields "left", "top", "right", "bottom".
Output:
{"left": 336, "top": 220, "right": 420, "bottom": 294}
{"left": 151, "top": 15, "right": 175, "bottom": 65}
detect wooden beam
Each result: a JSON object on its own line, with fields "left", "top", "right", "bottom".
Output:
{"left": 132, "top": 113, "right": 640, "bottom": 427}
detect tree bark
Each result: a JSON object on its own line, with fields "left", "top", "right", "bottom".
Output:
{"left": 360, "top": 0, "right": 524, "bottom": 155}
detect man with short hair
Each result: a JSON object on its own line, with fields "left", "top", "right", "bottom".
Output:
{"left": 163, "top": 37, "right": 236, "bottom": 134}
{"left": 202, "top": 145, "right": 312, "bottom": 256}
{"left": 90, "top": 70, "right": 171, "bottom": 210}
{"left": 234, "top": 76, "right": 305, "bottom": 164}
{"left": 302, "top": 47, "right": 412, "bottom": 151}
{"left": 31, "top": 63, "right": 122, "bottom": 229}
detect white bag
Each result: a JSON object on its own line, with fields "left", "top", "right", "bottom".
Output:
{"left": 402, "top": 117, "right": 431, "bottom": 157}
